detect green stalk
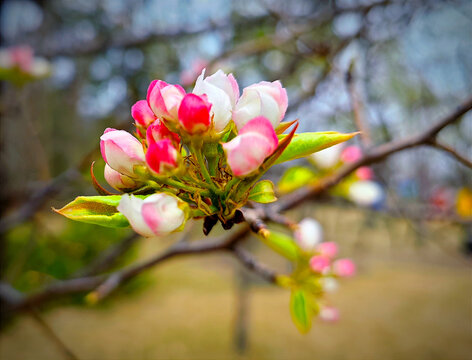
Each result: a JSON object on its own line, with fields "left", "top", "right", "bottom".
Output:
{"left": 147, "top": 179, "right": 210, "bottom": 197}
{"left": 203, "top": 142, "right": 219, "bottom": 176}
{"left": 189, "top": 144, "right": 222, "bottom": 195}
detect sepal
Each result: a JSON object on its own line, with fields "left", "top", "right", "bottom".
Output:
{"left": 248, "top": 180, "right": 277, "bottom": 203}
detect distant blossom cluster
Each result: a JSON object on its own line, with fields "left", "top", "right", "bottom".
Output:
{"left": 294, "top": 217, "right": 356, "bottom": 322}
{"left": 0, "top": 45, "right": 50, "bottom": 81}
{"left": 309, "top": 143, "right": 384, "bottom": 207}
{"left": 57, "top": 67, "right": 359, "bottom": 333}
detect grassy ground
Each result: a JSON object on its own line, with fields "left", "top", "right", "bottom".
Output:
{"left": 1, "top": 205, "right": 471, "bottom": 360}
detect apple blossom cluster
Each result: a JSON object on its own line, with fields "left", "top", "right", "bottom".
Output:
{"left": 56, "top": 68, "right": 358, "bottom": 333}
{"left": 98, "top": 69, "right": 288, "bottom": 237}
{"left": 292, "top": 217, "right": 356, "bottom": 324}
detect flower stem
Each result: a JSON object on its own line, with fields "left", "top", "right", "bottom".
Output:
{"left": 148, "top": 179, "right": 210, "bottom": 197}
{"left": 190, "top": 144, "right": 221, "bottom": 194}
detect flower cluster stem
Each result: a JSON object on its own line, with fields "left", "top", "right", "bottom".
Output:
{"left": 190, "top": 144, "right": 221, "bottom": 195}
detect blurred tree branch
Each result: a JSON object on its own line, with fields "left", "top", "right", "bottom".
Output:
{"left": 273, "top": 95, "right": 472, "bottom": 212}
{"left": 427, "top": 139, "right": 472, "bottom": 169}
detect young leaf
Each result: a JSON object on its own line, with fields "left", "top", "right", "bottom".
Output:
{"left": 54, "top": 195, "right": 130, "bottom": 228}
{"left": 259, "top": 230, "right": 298, "bottom": 261}
{"left": 275, "top": 131, "right": 358, "bottom": 164}
{"left": 248, "top": 180, "right": 277, "bottom": 203}
{"left": 278, "top": 166, "right": 317, "bottom": 194}
{"left": 290, "top": 289, "right": 313, "bottom": 334}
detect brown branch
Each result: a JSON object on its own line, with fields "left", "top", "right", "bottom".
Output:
{"left": 0, "top": 226, "right": 250, "bottom": 314}
{"left": 273, "top": 96, "right": 472, "bottom": 212}
{"left": 0, "top": 168, "right": 80, "bottom": 235}
{"left": 28, "top": 309, "right": 80, "bottom": 360}
{"left": 232, "top": 246, "right": 277, "bottom": 283}
{"left": 427, "top": 139, "right": 472, "bottom": 169}
{"left": 346, "top": 61, "right": 372, "bottom": 147}
{"left": 37, "top": 16, "right": 275, "bottom": 58}
{"left": 73, "top": 233, "right": 140, "bottom": 277}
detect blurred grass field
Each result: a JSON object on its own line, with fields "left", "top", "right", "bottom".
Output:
{"left": 1, "top": 205, "right": 471, "bottom": 360}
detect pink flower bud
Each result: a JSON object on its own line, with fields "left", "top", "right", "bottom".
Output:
{"left": 146, "top": 120, "right": 180, "bottom": 146}
{"left": 294, "top": 218, "right": 323, "bottom": 251}
{"left": 131, "top": 100, "right": 156, "bottom": 128}
{"left": 147, "top": 80, "right": 186, "bottom": 123}
{"left": 309, "top": 256, "right": 330, "bottom": 273}
{"left": 319, "top": 306, "right": 339, "bottom": 322}
{"left": 117, "top": 194, "right": 186, "bottom": 237}
{"left": 356, "top": 166, "right": 374, "bottom": 180}
{"left": 233, "top": 80, "right": 288, "bottom": 130}
{"left": 104, "top": 164, "right": 141, "bottom": 191}
{"left": 222, "top": 116, "right": 278, "bottom": 177}
{"left": 317, "top": 242, "right": 338, "bottom": 258}
{"left": 333, "top": 258, "right": 356, "bottom": 277}
{"left": 178, "top": 93, "right": 212, "bottom": 134}
{"left": 145, "top": 139, "right": 178, "bottom": 175}
{"left": 100, "top": 128, "right": 146, "bottom": 177}
{"left": 193, "top": 69, "right": 239, "bottom": 132}
{"left": 341, "top": 145, "right": 362, "bottom": 163}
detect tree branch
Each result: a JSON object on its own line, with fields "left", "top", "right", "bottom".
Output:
{"left": 1, "top": 226, "right": 250, "bottom": 313}
{"left": 427, "top": 139, "right": 472, "bottom": 169}
{"left": 232, "top": 246, "right": 277, "bottom": 283}
{"left": 273, "top": 96, "right": 472, "bottom": 212}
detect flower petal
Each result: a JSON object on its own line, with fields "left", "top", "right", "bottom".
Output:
{"left": 178, "top": 93, "right": 211, "bottom": 134}
{"left": 117, "top": 195, "right": 154, "bottom": 237}
{"left": 131, "top": 100, "right": 156, "bottom": 127}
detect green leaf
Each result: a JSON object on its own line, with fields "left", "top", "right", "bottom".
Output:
{"left": 259, "top": 230, "right": 298, "bottom": 261}
{"left": 248, "top": 180, "right": 277, "bottom": 203}
{"left": 290, "top": 289, "right": 313, "bottom": 334}
{"left": 278, "top": 166, "right": 317, "bottom": 194}
{"left": 54, "top": 195, "right": 130, "bottom": 228}
{"left": 275, "top": 131, "right": 358, "bottom": 164}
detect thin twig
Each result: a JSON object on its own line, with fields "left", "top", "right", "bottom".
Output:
{"left": 346, "top": 61, "right": 372, "bottom": 147}
{"left": 273, "top": 96, "right": 472, "bottom": 212}
{"left": 29, "top": 309, "right": 80, "bottom": 360}
{"left": 427, "top": 139, "right": 472, "bottom": 169}
{"left": 232, "top": 246, "right": 277, "bottom": 283}
{"left": 74, "top": 233, "right": 140, "bottom": 277}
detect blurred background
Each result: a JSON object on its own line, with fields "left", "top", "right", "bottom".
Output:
{"left": 0, "top": 0, "right": 471, "bottom": 359}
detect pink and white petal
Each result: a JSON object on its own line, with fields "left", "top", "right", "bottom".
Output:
{"left": 238, "top": 116, "right": 278, "bottom": 152}
{"left": 161, "top": 85, "right": 186, "bottom": 119}
{"left": 148, "top": 82, "right": 168, "bottom": 117}
{"left": 258, "top": 90, "right": 282, "bottom": 128}
{"left": 227, "top": 73, "right": 240, "bottom": 105}
{"left": 223, "top": 133, "right": 274, "bottom": 176}
{"left": 142, "top": 194, "right": 185, "bottom": 236}
{"left": 131, "top": 100, "right": 155, "bottom": 127}
{"left": 233, "top": 88, "right": 262, "bottom": 130}
{"left": 117, "top": 195, "right": 154, "bottom": 237}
